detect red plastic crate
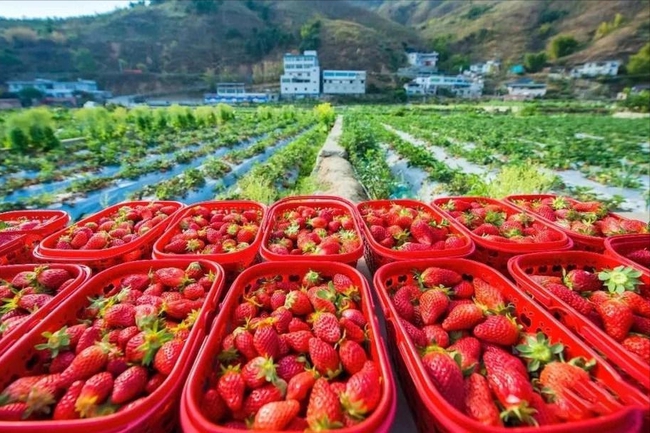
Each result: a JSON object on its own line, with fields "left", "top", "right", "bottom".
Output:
{"left": 0, "top": 259, "right": 225, "bottom": 433}
{"left": 0, "top": 263, "right": 91, "bottom": 354}
{"left": 604, "top": 234, "right": 650, "bottom": 271}
{"left": 260, "top": 195, "right": 364, "bottom": 266}
{"left": 0, "top": 233, "right": 27, "bottom": 265}
{"left": 0, "top": 210, "right": 70, "bottom": 262}
{"left": 508, "top": 251, "right": 650, "bottom": 391}
{"left": 505, "top": 194, "right": 645, "bottom": 252}
{"left": 152, "top": 200, "right": 265, "bottom": 281}
{"left": 180, "top": 260, "right": 396, "bottom": 433}
{"left": 33, "top": 201, "right": 184, "bottom": 272}
{"left": 431, "top": 196, "right": 573, "bottom": 275}
{"left": 357, "top": 199, "right": 475, "bottom": 273}
{"left": 374, "top": 258, "right": 648, "bottom": 433}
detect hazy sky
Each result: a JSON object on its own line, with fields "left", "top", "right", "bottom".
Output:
{"left": 0, "top": 1, "right": 131, "bottom": 19}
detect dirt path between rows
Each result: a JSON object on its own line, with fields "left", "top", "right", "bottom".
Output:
{"left": 312, "top": 116, "right": 368, "bottom": 202}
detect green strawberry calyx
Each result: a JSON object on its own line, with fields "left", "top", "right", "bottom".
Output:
{"left": 598, "top": 266, "right": 643, "bottom": 295}
{"left": 515, "top": 332, "right": 564, "bottom": 373}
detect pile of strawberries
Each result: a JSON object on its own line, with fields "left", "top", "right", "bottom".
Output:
{"left": 621, "top": 247, "right": 650, "bottom": 269}
{"left": 0, "top": 263, "right": 214, "bottom": 421}
{"left": 0, "top": 217, "right": 50, "bottom": 232}
{"left": 359, "top": 202, "right": 468, "bottom": 251}
{"left": 530, "top": 265, "right": 650, "bottom": 363}
{"left": 266, "top": 206, "right": 361, "bottom": 256}
{"left": 387, "top": 266, "right": 622, "bottom": 426}
{"left": 437, "top": 198, "right": 565, "bottom": 244}
{"left": 0, "top": 266, "right": 76, "bottom": 340}
{"left": 53, "top": 203, "right": 177, "bottom": 250}
{"left": 159, "top": 205, "right": 261, "bottom": 255}
{"left": 510, "top": 196, "right": 648, "bottom": 237}
{"left": 200, "top": 270, "right": 381, "bottom": 430}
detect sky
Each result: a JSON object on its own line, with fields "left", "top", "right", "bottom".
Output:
{"left": 0, "top": 1, "right": 132, "bottom": 19}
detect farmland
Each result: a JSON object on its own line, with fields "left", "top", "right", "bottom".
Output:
{"left": 1, "top": 103, "right": 649, "bottom": 219}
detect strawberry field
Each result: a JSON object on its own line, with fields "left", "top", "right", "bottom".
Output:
{"left": 0, "top": 103, "right": 649, "bottom": 432}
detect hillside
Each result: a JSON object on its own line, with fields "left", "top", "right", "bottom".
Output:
{"left": 0, "top": 0, "right": 422, "bottom": 95}
{"left": 355, "top": 0, "right": 650, "bottom": 65}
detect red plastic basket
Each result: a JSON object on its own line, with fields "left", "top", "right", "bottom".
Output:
{"left": 0, "top": 259, "right": 225, "bottom": 433}
{"left": 505, "top": 194, "right": 644, "bottom": 252}
{"left": 431, "top": 197, "right": 573, "bottom": 275}
{"left": 33, "top": 201, "right": 184, "bottom": 272}
{"left": 0, "top": 210, "right": 70, "bottom": 262}
{"left": 152, "top": 200, "right": 265, "bottom": 281}
{"left": 374, "top": 258, "right": 647, "bottom": 433}
{"left": 604, "top": 234, "right": 650, "bottom": 271}
{"left": 180, "top": 260, "right": 396, "bottom": 433}
{"left": 357, "top": 199, "right": 475, "bottom": 273}
{"left": 508, "top": 251, "right": 650, "bottom": 391}
{"left": 0, "top": 263, "right": 91, "bottom": 354}
{"left": 0, "top": 233, "right": 27, "bottom": 265}
{"left": 260, "top": 196, "right": 364, "bottom": 266}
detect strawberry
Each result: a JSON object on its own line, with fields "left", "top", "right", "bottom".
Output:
{"left": 620, "top": 291, "right": 650, "bottom": 318}
{"left": 627, "top": 248, "right": 650, "bottom": 267}
{"left": 484, "top": 348, "right": 535, "bottom": 424}
{"left": 632, "top": 315, "right": 650, "bottom": 334}
{"left": 202, "top": 388, "right": 227, "bottom": 423}
{"left": 284, "top": 290, "right": 313, "bottom": 316}
{"left": 154, "top": 267, "right": 191, "bottom": 288}
{"left": 442, "top": 303, "right": 484, "bottom": 331}
{"left": 153, "top": 339, "right": 183, "bottom": 376}
{"left": 283, "top": 330, "right": 313, "bottom": 353}
{"left": 392, "top": 285, "right": 418, "bottom": 322}
{"left": 418, "top": 267, "right": 462, "bottom": 288}
{"left": 399, "top": 318, "right": 428, "bottom": 347}
{"left": 451, "top": 280, "right": 474, "bottom": 299}
{"left": 473, "top": 278, "right": 505, "bottom": 311}
{"left": 218, "top": 365, "right": 245, "bottom": 412}
{"left": 111, "top": 366, "right": 148, "bottom": 404}
{"left": 36, "top": 268, "right": 72, "bottom": 291}
{"left": 473, "top": 314, "right": 520, "bottom": 346}
{"left": 75, "top": 372, "right": 113, "bottom": 418}
{"left": 419, "top": 289, "right": 449, "bottom": 325}
{"left": 242, "top": 356, "right": 278, "bottom": 389}
{"left": 420, "top": 346, "right": 464, "bottom": 410}
{"left": 309, "top": 338, "right": 341, "bottom": 378}
{"left": 306, "top": 378, "right": 343, "bottom": 430}
{"left": 50, "top": 351, "right": 76, "bottom": 373}
{"left": 11, "top": 271, "right": 35, "bottom": 288}
{"left": 563, "top": 269, "right": 601, "bottom": 292}
{"left": 125, "top": 325, "right": 173, "bottom": 365}
{"left": 464, "top": 373, "right": 502, "bottom": 426}
{"left": 85, "top": 232, "right": 109, "bottom": 250}
{"left": 539, "top": 360, "right": 592, "bottom": 398}
{"left": 448, "top": 336, "right": 481, "bottom": 373}
{"left": 276, "top": 355, "right": 305, "bottom": 382}
{"left": 252, "top": 400, "right": 300, "bottom": 430}
{"left": 596, "top": 298, "right": 634, "bottom": 341}
{"left": 546, "top": 283, "right": 594, "bottom": 316}
{"left": 422, "top": 325, "right": 449, "bottom": 348}
{"left": 145, "top": 373, "right": 166, "bottom": 394}
{"left": 0, "top": 375, "right": 43, "bottom": 402}
{"left": 253, "top": 325, "right": 280, "bottom": 359}
{"left": 104, "top": 303, "right": 136, "bottom": 328}
{"left": 18, "top": 294, "right": 52, "bottom": 311}
{"left": 312, "top": 312, "right": 341, "bottom": 344}
{"left": 530, "top": 391, "right": 558, "bottom": 426}
{"left": 0, "top": 402, "right": 28, "bottom": 421}
{"left": 60, "top": 344, "right": 109, "bottom": 386}
{"left": 286, "top": 370, "right": 317, "bottom": 401}
{"left": 234, "top": 329, "right": 258, "bottom": 360}
{"left": 302, "top": 270, "right": 322, "bottom": 288}
{"left": 622, "top": 334, "right": 650, "bottom": 363}
{"left": 52, "top": 380, "right": 84, "bottom": 420}
{"left": 339, "top": 339, "right": 367, "bottom": 375}
{"left": 410, "top": 219, "right": 433, "bottom": 245}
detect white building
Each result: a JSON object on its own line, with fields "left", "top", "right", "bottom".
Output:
{"left": 570, "top": 61, "right": 620, "bottom": 78}
{"left": 404, "top": 74, "right": 483, "bottom": 99}
{"left": 322, "top": 70, "right": 366, "bottom": 95}
{"left": 280, "top": 50, "right": 320, "bottom": 98}
{"left": 407, "top": 52, "right": 439, "bottom": 69}
{"left": 204, "top": 83, "right": 278, "bottom": 104}
{"left": 6, "top": 78, "right": 111, "bottom": 99}
{"left": 506, "top": 78, "right": 547, "bottom": 98}
{"left": 469, "top": 60, "right": 501, "bottom": 75}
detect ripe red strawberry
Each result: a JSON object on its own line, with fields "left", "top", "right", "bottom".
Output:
{"left": 622, "top": 335, "right": 650, "bottom": 363}
{"left": 253, "top": 325, "right": 280, "bottom": 359}
{"left": 218, "top": 365, "right": 245, "bottom": 412}
{"left": 419, "top": 267, "right": 462, "bottom": 288}
{"left": 286, "top": 370, "right": 318, "bottom": 401}
{"left": 60, "top": 344, "right": 108, "bottom": 386}
{"left": 632, "top": 315, "right": 650, "bottom": 334}
{"left": 596, "top": 298, "right": 634, "bottom": 341}
{"left": 340, "top": 360, "right": 381, "bottom": 419}
{"left": 50, "top": 351, "right": 76, "bottom": 373}
{"left": 84, "top": 232, "right": 109, "bottom": 250}
{"left": 620, "top": 291, "right": 650, "bottom": 318}
{"left": 464, "top": 372, "right": 502, "bottom": 426}
{"left": 52, "top": 380, "right": 84, "bottom": 420}
{"left": 0, "top": 402, "right": 28, "bottom": 421}
{"left": 420, "top": 346, "right": 464, "bottom": 410}
{"left": 451, "top": 280, "right": 474, "bottom": 299}
{"left": 546, "top": 283, "right": 594, "bottom": 316}
{"left": 70, "top": 231, "right": 89, "bottom": 249}
{"left": 154, "top": 267, "right": 190, "bottom": 288}
{"left": 252, "top": 399, "right": 300, "bottom": 430}
{"left": 234, "top": 329, "right": 258, "bottom": 360}
{"left": 163, "top": 298, "right": 201, "bottom": 321}
{"left": 340, "top": 317, "right": 366, "bottom": 343}
{"left": 202, "top": 388, "right": 227, "bottom": 423}
{"left": 339, "top": 339, "right": 367, "bottom": 375}
{"left": 473, "top": 278, "right": 505, "bottom": 311}
{"left": 75, "top": 371, "right": 113, "bottom": 418}
{"left": 237, "top": 383, "right": 285, "bottom": 419}
{"left": 37, "top": 268, "right": 72, "bottom": 291}
{"left": 442, "top": 303, "right": 484, "bottom": 331}
{"left": 312, "top": 312, "right": 341, "bottom": 344}
{"left": 18, "top": 294, "right": 52, "bottom": 311}
{"left": 530, "top": 391, "right": 558, "bottom": 426}
{"left": 369, "top": 225, "right": 388, "bottom": 242}
{"left": 153, "top": 339, "right": 183, "bottom": 376}
{"left": 421, "top": 325, "right": 449, "bottom": 348}
{"left": 410, "top": 219, "right": 433, "bottom": 245}
{"left": 145, "top": 373, "right": 166, "bottom": 395}
{"left": 419, "top": 289, "right": 449, "bottom": 325}
{"left": 309, "top": 338, "right": 341, "bottom": 378}
{"left": 539, "top": 360, "right": 591, "bottom": 397}
{"left": 473, "top": 314, "right": 520, "bottom": 346}
{"left": 284, "top": 330, "right": 313, "bottom": 353}
{"left": 104, "top": 303, "right": 136, "bottom": 328}
{"left": 392, "top": 285, "right": 418, "bottom": 322}
{"left": 125, "top": 326, "right": 173, "bottom": 365}
{"left": 276, "top": 355, "right": 305, "bottom": 381}
{"left": 627, "top": 249, "right": 650, "bottom": 267}
{"left": 0, "top": 375, "right": 43, "bottom": 402}
{"left": 563, "top": 269, "right": 601, "bottom": 292}
{"left": 448, "top": 336, "right": 481, "bottom": 372}
{"left": 241, "top": 356, "right": 277, "bottom": 389}
{"left": 111, "top": 366, "right": 148, "bottom": 404}
{"left": 307, "top": 378, "right": 343, "bottom": 430}
{"left": 285, "top": 290, "right": 313, "bottom": 316}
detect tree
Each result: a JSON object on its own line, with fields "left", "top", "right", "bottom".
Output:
{"left": 627, "top": 43, "right": 650, "bottom": 77}
{"left": 299, "top": 19, "right": 321, "bottom": 52}
{"left": 188, "top": 0, "right": 223, "bottom": 15}
{"left": 17, "top": 87, "right": 43, "bottom": 107}
{"left": 548, "top": 34, "right": 578, "bottom": 60}
{"left": 74, "top": 48, "right": 97, "bottom": 74}
{"left": 523, "top": 52, "right": 547, "bottom": 73}
{"left": 202, "top": 67, "right": 217, "bottom": 92}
